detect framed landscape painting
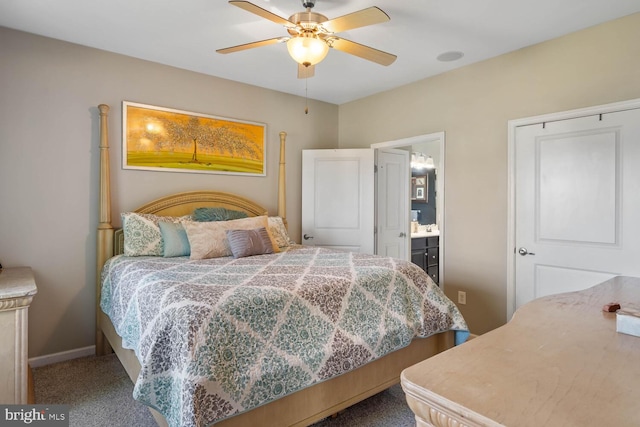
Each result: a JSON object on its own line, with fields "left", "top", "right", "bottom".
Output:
{"left": 122, "top": 101, "right": 266, "bottom": 176}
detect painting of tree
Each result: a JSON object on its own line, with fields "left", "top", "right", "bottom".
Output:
{"left": 123, "top": 102, "right": 266, "bottom": 176}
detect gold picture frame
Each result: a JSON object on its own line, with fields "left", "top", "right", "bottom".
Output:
{"left": 122, "top": 101, "right": 266, "bottom": 176}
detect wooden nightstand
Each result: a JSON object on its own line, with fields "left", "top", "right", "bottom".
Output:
{"left": 0, "top": 267, "right": 37, "bottom": 404}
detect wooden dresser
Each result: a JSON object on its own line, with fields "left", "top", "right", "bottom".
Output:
{"left": 401, "top": 276, "right": 640, "bottom": 427}
{"left": 0, "top": 267, "right": 37, "bottom": 404}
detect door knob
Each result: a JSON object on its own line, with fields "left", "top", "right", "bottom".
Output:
{"left": 303, "top": 234, "right": 314, "bottom": 240}
{"left": 399, "top": 232, "right": 407, "bottom": 237}
{"left": 518, "top": 247, "right": 535, "bottom": 256}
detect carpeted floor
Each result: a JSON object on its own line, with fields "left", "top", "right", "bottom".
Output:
{"left": 33, "top": 354, "right": 416, "bottom": 427}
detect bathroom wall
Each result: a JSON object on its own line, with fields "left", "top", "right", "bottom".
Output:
{"left": 411, "top": 168, "right": 436, "bottom": 224}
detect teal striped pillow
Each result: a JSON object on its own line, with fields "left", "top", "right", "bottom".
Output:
{"left": 193, "top": 207, "right": 248, "bottom": 222}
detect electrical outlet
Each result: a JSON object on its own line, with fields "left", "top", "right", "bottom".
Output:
{"left": 458, "top": 291, "right": 466, "bottom": 305}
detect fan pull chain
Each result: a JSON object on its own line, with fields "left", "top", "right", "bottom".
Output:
{"left": 305, "top": 78, "right": 309, "bottom": 114}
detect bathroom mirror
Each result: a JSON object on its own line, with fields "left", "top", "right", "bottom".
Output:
{"left": 411, "top": 176, "right": 427, "bottom": 201}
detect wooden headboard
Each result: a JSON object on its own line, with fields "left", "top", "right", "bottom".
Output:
{"left": 112, "top": 190, "right": 271, "bottom": 255}
{"left": 95, "top": 104, "right": 287, "bottom": 354}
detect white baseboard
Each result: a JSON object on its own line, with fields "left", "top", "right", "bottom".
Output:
{"left": 28, "top": 346, "right": 96, "bottom": 368}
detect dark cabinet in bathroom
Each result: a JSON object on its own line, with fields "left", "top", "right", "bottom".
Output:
{"left": 411, "top": 235, "right": 439, "bottom": 285}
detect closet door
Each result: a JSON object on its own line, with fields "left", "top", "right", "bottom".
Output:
{"left": 514, "top": 108, "right": 640, "bottom": 309}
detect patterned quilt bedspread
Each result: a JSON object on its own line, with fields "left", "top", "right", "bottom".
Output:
{"left": 100, "top": 245, "right": 468, "bottom": 427}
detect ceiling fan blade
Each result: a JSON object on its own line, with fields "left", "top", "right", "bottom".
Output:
{"left": 229, "top": 1, "right": 293, "bottom": 26}
{"left": 321, "top": 7, "right": 390, "bottom": 34}
{"left": 328, "top": 37, "right": 396, "bottom": 66}
{"left": 298, "top": 64, "right": 315, "bottom": 79}
{"left": 216, "top": 37, "right": 287, "bottom": 54}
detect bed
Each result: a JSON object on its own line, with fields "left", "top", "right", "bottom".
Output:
{"left": 94, "top": 104, "right": 468, "bottom": 427}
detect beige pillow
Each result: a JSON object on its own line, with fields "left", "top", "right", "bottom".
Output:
{"left": 183, "top": 216, "right": 280, "bottom": 260}
{"left": 268, "top": 216, "right": 294, "bottom": 248}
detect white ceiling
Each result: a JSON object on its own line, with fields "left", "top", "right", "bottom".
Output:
{"left": 1, "top": 0, "right": 639, "bottom": 105}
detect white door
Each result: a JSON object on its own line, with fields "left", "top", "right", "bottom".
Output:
{"left": 376, "top": 148, "right": 410, "bottom": 259}
{"left": 301, "top": 149, "right": 375, "bottom": 253}
{"left": 514, "top": 108, "right": 640, "bottom": 309}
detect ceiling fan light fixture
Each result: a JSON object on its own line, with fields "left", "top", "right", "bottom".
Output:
{"left": 287, "top": 34, "right": 329, "bottom": 67}
{"left": 219, "top": 1, "right": 395, "bottom": 73}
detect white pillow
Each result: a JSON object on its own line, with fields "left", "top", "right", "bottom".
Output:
{"left": 183, "top": 216, "right": 280, "bottom": 260}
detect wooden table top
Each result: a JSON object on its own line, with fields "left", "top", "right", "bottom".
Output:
{"left": 401, "top": 276, "right": 640, "bottom": 427}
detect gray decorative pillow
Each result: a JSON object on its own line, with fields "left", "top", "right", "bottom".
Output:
{"left": 226, "top": 227, "right": 274, "bottom": 258}
{"left": 193, "top": 207, "right": 248, "bottom": 222}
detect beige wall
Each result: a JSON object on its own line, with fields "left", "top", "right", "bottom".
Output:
{"left": 338, "top": 13, "right": 640, "bottom": 334}
{"left": 0, "top": 27, "right": 339, "bottom": 358}
{"left": 2, "top": 12, "right": 639, "bottom": 358}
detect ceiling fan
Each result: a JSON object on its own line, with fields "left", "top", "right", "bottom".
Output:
{"left": 216, "top": 0, "right": 397, "bottom": 78}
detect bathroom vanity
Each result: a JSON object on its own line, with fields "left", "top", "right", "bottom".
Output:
{"left": 411, "top": 231, "right": 439, "bottom": 285}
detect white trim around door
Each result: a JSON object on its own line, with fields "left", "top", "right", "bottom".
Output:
{"left": 372, "top": 132, "right": 446, "bottom": 287}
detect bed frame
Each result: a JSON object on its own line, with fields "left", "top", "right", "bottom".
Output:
{"left": 95, "top": 104, "right": 455, "bottom": 426}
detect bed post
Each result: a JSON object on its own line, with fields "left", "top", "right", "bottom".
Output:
{"left": 278, "top": 131, "right": 287, "bottom": 226}
{"left": 96, "top": 104, "right": 114, "bottom": 356}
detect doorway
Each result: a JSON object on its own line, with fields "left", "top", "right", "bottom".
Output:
{"left": 301, "top": 147, "right": 409, "bottom": 258}
{"left": 371, "top": 132, "right": 446, "bottom": 286}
